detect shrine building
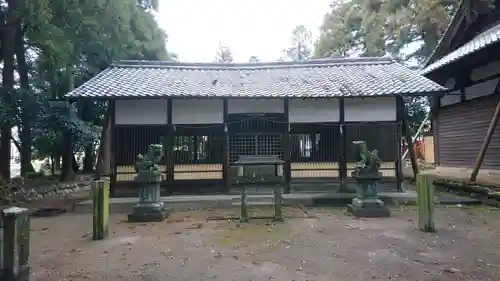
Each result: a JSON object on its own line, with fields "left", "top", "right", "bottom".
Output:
{"left": 66, "top": 57, "right": 446, "bottom": 196}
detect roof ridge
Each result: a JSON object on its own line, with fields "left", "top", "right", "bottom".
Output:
{"left": 112, "top": 57, "right": 395, "bottom": 70}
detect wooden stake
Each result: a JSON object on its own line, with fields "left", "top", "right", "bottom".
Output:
{"left": 92, "top": 180, "right": 110, "bottom": 240}
{"left": 470, "top": 100, "right": 500, "bottom": 182}
{"left": 417, "top": 174, "right": 436, "bottom": 233}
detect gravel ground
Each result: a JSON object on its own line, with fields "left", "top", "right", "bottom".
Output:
{"left": 29, "top": 205, "right": 500, "bottom": 281}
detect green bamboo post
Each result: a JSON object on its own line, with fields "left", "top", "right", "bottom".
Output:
{"left": 417, "top": 174, "right": 436, "bottom": 233}
{"left": 2, "top": 207, "right": 31, "bottom": 281}
{"left": 92, "top": 179, "right": 110, "bottom": 240}
{"left": 240, "top": 186, "right": 249, "bottom": 223}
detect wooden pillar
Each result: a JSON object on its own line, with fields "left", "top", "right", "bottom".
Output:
{"left": 470, "top": 100, "right": 500, "bottom": 182}
{"left": 110, "top": 100, "right": 117, "bottom": 197}
{"left": 222, "top": 99, "right": 230, "bottom": 193}
{"left": 283, "top": 98, "right": 291, "bottom": 194}
{"left": 339, "top": 97, "right": 347, "bottom": 192}
{"left": 165, "top": 98, "right": 174, "bottom": 194}
{"left": 395, "top": 96, "right": 404, "bottom": 192}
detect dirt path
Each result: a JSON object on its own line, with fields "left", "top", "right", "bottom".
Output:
{"left": 29, "top": 205, "right": 500, "bottom": 281}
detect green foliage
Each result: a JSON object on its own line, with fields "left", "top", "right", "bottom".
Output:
{"left": 313, "top": 0, "right": 459, "bottom": 130}
{"left": 314, "top": 0, "right": 460, "bottom": 62}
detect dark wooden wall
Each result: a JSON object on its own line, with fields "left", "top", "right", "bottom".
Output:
{"left": 436, "top": 93, "right": 500, "bottom": 169}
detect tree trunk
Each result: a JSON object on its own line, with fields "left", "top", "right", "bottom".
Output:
{"left": 83, "top": 144, "right": 94, "bottom": 173}
{"left": 9, "top": 135, "right": 34, "bottom": 173}
{"left": 79, "top": 100, "right": 95, "bottom": 173}
{"left": 51, "top": 156, "right": 56, "bottom": 175}
{"left": 72, "top": 155, "right": 79, "bottom": 172}
{"left": 95, "top": 102, "right": 112, "bottom": 176}
{"left": 0, "top": 1, "right": 18, "bottom": 181}
{"left": 60, "top": 65, "right": 76, "bottom": 182}
{"left": 54, "top": 155, "right": 61, "bottom": 171}
{"left": 15, "top": 22, "right": 34, "bottom": 176}
{"left": 60, "top": 130, "right": 76, "bottom": 181}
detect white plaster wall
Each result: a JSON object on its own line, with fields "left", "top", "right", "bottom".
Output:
{"left": 172, "top": 99, "right": 223, "bottom": 124}
{"left": 344, "top": 97, "right": 396, "bottom": 122}
{"left": 289, "top": 99, "right": 340, "bottom": 123}
{"left": 228, "top": 99, "right": 284, "bottom": 113}
{"left": 115, "top": 99, "right": 167, "bottom": 125}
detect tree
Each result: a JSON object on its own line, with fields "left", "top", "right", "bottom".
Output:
{"left": 248, "top": 56, "right": 260, "bottom": 63}
{"left": 314, "top": 0, "right": 459, "bottom": 62}
{"left": 0, "top": 0, "right": 176, "bottom": 182}
{"left": 214, "top": 42, "right": 233, "bottom": 63}
{"left": 284, "top": 25, "right": 312, "bottom": 61}
{"left": 313, "top": 0, "right": 460, "bottom": 133}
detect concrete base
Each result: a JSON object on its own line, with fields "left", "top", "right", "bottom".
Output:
{"left": 127, "top": 202, "right": 170, "bottom": 223}
{"left": 1, "top": 266, "right": 31, "bottom": 281}
{"left": 347, "top": 204, "right": 391, "bottom": 218}
{"left": 75, "top": 191, "right": 421, "bottom": 213}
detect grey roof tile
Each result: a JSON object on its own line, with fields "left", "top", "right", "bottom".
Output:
{"left": 421, "top": 22, "right": 500, "bottom": 75}
{"left": 67, "top": 57, "right": 446, "bottom": 98}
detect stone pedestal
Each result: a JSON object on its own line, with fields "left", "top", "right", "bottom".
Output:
{"left": 128, "top": 180, "right": 170, "bottom": 222}
{"left": 347, "top": 198, "right": 391, "bottom": 218}
{"left": 347, "top": 171, "right": 390, "bottom": 218}
{"left": 273, "top": 185, "right": 284, "bottom": 221}
{"left": 240, "top": 186, "right": 249, "bottom": 223}
{"left": 2, "top": 207, "right": 31, "bottom": 281}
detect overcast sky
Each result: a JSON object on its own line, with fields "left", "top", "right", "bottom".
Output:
{"left": 156, "top": 0, "right": 332, "bottom": 62}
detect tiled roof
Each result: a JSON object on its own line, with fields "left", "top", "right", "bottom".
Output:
{"left": 421, "top": 23, "right": 500, "bottom": 75}
{"left": 66, "top": 57, "right": 446, "bottom": 99}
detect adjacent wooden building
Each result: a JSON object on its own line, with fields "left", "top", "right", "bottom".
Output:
{"left": 422, "top": 0, "right": 500, "bottom": 182}
{"left": 67, "top": 58, "right": 445, "bottom": 196}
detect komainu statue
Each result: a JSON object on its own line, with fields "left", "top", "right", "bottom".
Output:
{"left": 128, "top": 144, "right": 169, "bottom": 222}
{"left": 348, "top": 141, "right": 390, "bottom": 218}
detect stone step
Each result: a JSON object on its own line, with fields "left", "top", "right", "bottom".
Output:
{"left": 231, "top": 201, "right": 277, "bottom": 206}
{"left": 230, "top": 195, "right": 282, "bottom": 203}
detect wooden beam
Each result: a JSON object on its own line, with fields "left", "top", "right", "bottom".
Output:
{"left": 338, "top": 97, "right": 347, "bottom": 192}
{"left": 433, "top": 96, "right": 441, "bottom": 166}
{"left": 443, "top": 69, "right": 500, "bottom": 95}
{"left": 165, "top": 98, "right": 174, "bottom": 193}
{"left": 395, "top": 97, "right": 404, "bottom": 191}
{"left": 222, "top": 99, "right": 230, "bottom": 193}
{"left": 283, "top": 98, "right": 291, "bottom": 194}
{"left": 470, "top": 100, "right": 500, "bottom": 182}
{"left": 110, "top": 100, "right": 117, "bottom": 197}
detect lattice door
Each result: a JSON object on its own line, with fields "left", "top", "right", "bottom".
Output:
{"left": 229, "top": 133, "right": 283, "bottom": 163}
